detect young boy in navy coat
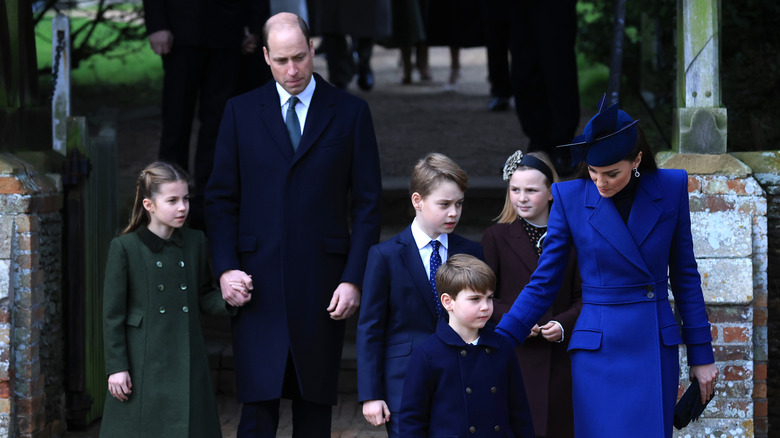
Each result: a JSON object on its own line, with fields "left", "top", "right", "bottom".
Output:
{"left": 399, "top": 254, "right": 535, "bottom": 437}
{"left": 357, "top": 153, "right": 483, "bottom": 436}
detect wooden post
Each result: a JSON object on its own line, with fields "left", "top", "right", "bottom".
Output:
{"left": 674, "top": 0, "right": 727, "bottom": 153}
{"left": 52, "top": 13, "right": 71, "bottom": 155}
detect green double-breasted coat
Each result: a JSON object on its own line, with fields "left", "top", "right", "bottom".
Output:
{"left": 100, "top": 227, "right": 232, "bottom": 437}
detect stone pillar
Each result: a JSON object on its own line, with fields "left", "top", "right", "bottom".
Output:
{"left": 660, "top": 153, "right": 765, "bottom": 438}
{"left": 0, "top": 153, "right": 65, "bottom": 438}
{"left": 674, "top": 0, "right": 727, "bottom": 154}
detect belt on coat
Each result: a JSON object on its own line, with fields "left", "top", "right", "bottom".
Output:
{"left": 581, "top": 279, "right": 668, "bottom": 305}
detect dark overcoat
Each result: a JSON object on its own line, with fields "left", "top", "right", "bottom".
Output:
{"left": 482, "top": 219, "right": 581, "bottom": 437}
{"left": 142, "top": 0, "right": 266, "bottom": 48}
{"left": 496, "top": 169, "right": 715, "bottom": 437}
{"left": 307, "top": 0, "right": 392, "bottom": 39}
{"left": 357, "top": 226, "right": 483, "bottom": 415}
{"left": 101, "top": 227, "right": 233, "bottom": 438}
{"left": 205, "top": 74, "right": 382, "bottom": 405}
{"left": 399, "top": 322, "right": 535, "bottom": 437}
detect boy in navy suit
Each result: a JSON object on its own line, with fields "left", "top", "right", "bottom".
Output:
{"left": 399, "top": 254, "right": 535, "bottom": 437}
{"left": 357, "top": 153, "right": 483, "bottom": 436}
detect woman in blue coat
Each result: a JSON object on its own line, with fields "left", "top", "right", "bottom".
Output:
{"left": 496, "top": 98, "right": 718, "bottom": 437}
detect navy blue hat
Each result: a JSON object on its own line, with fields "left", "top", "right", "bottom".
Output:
{"left": 557, "top": 95, "right": 639, "bottom": 167}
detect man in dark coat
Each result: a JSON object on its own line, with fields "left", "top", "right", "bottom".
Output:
{"left": 306, "top": 0, "right": 391, "bottom": 89}
{"left": 205, "top": 12, "right": 382, "bottom": 438}
{"left": 143, "top": 0, "right": 267, "bottom": 229}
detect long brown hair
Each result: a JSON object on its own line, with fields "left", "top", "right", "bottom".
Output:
{"left": 122, "top": 162, "right": 190, "bottom": 235}
{"left": 495, "top": 151, "right": 558, "bottom": 224}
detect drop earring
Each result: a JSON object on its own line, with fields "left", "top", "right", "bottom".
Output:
{"left": 633, "top": 167, "right": 640, "bottom": 178}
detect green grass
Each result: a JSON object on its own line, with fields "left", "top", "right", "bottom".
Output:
{"left": 36, "top": 11, "right": 162, "bottom": 89}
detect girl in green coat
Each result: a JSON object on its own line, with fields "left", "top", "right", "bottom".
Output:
{"left": 100, "top": 162, "right": 241, "bottom": 437}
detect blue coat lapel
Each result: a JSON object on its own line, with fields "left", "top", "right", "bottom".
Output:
{"left": 585, "top": 180, "right": 650, "bottom": 275}
{"left": 257, "top": 83, "right": 294, "bottom": 161}
{"left": 293, "top": 74, "right": 336, "bottom": 164}
{"left": 398, "top": 227, "right": 439, "bottom": 320}
{"left": 627, "top": 172, "right": 664, "bottom": 247}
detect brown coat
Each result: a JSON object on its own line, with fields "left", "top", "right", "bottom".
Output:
{"left": 482, "top": 220, "right": 582, "bottom": 438}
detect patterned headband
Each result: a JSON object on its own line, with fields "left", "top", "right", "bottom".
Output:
{"left": 502, "top": 150, "right": 554, "bottom": 183}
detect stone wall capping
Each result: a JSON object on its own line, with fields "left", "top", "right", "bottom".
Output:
{"left": 657, "top": 152, "right": 751, "bottom": 177}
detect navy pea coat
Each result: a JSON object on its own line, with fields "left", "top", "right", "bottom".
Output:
{"left": 399, "top": 321, "right": 535, "bottom": 438}
{"left": 205, "top": 74, "right": 382, "bottom": 405}
{"left": 496, "top": 169, "right": 715, "bottom": 437}
{"left": 357, "top": 226, "right": 483, "bottom": 417}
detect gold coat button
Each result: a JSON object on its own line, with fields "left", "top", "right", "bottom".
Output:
{"left": 465, "top": 387, "right": 472, "bottom": 394}
{"left": 159, "top": 306, "right": 166, "bottom": 314}
{"left": 158, "top": 284, "right": 164, "bottom": 291}
{"left": 460, "top": 350, "right": 467, "bottom": 357}
{"left": 182, "top": 306, "right": 189, "bottom": 313}
{"left": 485, "top": 347, "right": 492, "bottom": 354}
{"left": 491, "top": 386, "right": 497, "bottom": 394}
{"left": 469, "top": 426, "right": 476, "bottom": 434}
{"left": 156, "top": 261, "right": 163, "bottom": 268}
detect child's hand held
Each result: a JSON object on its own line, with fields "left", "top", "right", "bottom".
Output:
{"left": 108, "top": 371, "right": 133, "bottom": 401}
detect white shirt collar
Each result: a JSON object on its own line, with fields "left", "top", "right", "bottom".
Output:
{"left": 275, "top": 75, "right": 316, "bottom": 108}
{"left": 411, "top": 218, "right": 449, "bottom": 250}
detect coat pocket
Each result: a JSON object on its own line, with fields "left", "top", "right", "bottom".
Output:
{"left": 126, "top": 312, "right": 143, "bottom": 328}
{"left": 385, "top": 340, "right": 413, "bottom": 358}
{"left": 568, "top": 329, "right": 602, "bottom": 352}
{"left": 660, "top": 323, "right": 684, "bottom": 346}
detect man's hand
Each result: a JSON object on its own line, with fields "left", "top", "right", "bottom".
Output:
{"left": 149, "top": 30, "right": 173, "bottom": 55}
{"left": 327, "top": 282, "right": 360, "bottom": 320}
{"left": 526, "top": 324, "right": 541, "bottom": 339}
{"left": 108, "top": 371, "right": 132, "bottom": 401}
{"left": 220, "top": 270, "right": 253, "bottom": 307}
{"left": 362, "top": 399, "right": 391, "bottom": 426}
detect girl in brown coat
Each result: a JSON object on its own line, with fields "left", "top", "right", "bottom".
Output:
{"left": 481, "top": 151, "right": 582, "bottom": 438}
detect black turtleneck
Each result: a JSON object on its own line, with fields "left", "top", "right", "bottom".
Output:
{"left": 611, "top": 174, "right": 639, "bottom": 225}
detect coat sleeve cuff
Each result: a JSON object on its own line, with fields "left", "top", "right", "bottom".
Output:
{"left": 496, "top": 316, "right": 532, "bottom": 346}
{"left": 686, "top": 343, "right": 716, "bottom": 365}
{"left": 682, "top": 324, "right": 713, "bottom": 344}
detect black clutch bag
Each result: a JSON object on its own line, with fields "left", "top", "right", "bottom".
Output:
{"left": 673, "top": 378, "right": 713, "bottom": 430}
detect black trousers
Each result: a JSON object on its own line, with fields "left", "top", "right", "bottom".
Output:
{"left": 480, "top": 0, "right": 512, "bottom": 99}
{"left": 509, "top": 0, "right": 580, "bottom": 153}
{"left": 322, "top": 35, "right": 373, "bottom": 89}
{"left": 159, "top": 46, "right": 239, "bottom": 229}
{"left": 237, "top": 352, "right": 332, "bottom": 438}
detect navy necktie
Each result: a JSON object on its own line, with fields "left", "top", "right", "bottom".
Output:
{"left": 429, "top": 240, "right": 443, "bottom": 318}
{"left": 286, "top": 96, "right": 301, "bottom": 151}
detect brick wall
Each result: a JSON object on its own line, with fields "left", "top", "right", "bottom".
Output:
{"left": 661, "top": 153, "right": 765, "bottom": 438}
{"left": 0, "top": 154, "right": 65, "bottom": 438}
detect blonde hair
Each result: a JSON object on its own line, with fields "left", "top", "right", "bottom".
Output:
{"left": 409, "top": 153, "right": 468, "bottom": 198}
{"left": 122, "top": 162, "right": 190, "bottom": 235}
{"left": 436, "top": 254, "right": 496, "bottom": 299}
{"left": 495, "top": 151, "right": 558, "bottom": 224}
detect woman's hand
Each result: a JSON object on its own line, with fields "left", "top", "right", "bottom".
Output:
{"left": 690, "top": 363, "right": 718, "bottom": 404}
{"left": 108, "top": 371, "right": 133, "bottom": 401}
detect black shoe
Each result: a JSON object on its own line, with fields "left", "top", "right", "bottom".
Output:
{"left": 357, "top": 68, "right": 374, "bottom": 91}
{"left": 488, "top": 97, "right": 509, "bottom": 112}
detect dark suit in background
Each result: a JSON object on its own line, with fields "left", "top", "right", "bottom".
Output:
{"left": 143, "top": 0, "right": 267, "bottom": 229}
{"left": 509, "top": 0, "right": 580, "bottom": 173}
